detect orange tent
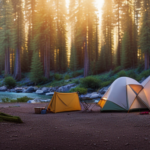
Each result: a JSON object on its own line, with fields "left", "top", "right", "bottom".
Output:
{"left": 47, "top": 92, "right": 81, "bottom": 113}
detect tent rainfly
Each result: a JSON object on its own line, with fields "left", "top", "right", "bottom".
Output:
{"left": 98, "top": 77, "right": 148, "bottom": 111}
{"left": 138, "top": 76, "right": 150, "bottom": 109}
{"left": 47, "top": 92, "right": 81, "bottom": 113}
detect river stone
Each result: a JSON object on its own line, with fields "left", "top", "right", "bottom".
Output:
{"left": 15, "top": 87, "right": 23, "bottom": 93}
{"left": 27, "top": 99, "right": 41, "bottom": 103}
{"left": 89, "top": 92, "right": 102, "bottom": 99}
{"left": 0, "top": 86, "right": 7, "bottom": 91}
{"left": 25, "top": 87, "right": 35, "bottom": 93}
{"left": 36, "top": 90, "right": 44, "bottom": 95}
{"left": 42, "top": 87, "right": 49, "bottom": 93}
{"left": 40, "top": 99, "right": 51, "bottom": 103}
{"left": 57, "top": 83, "right": 76, "bottom": 92}
{"left": 10, "top": 89, "right": 16, "bottom": 92}
{"left": 46, "top": 92, "right": 54, "bottom": 96}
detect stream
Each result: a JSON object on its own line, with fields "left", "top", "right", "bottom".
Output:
{"left": 0, "top": 92, "right": 51, "bottom": 102}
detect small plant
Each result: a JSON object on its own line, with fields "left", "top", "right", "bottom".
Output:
{"left": 126, "top": 70, "right": 137, "bottom": 79}
{"left": 112, "top": 66, "right": 122, "bottom": 74}
{"left": 64, "top": 74, "right": 70, "bottom": 80}
{"left": 1, "top": 98, "right": 11, "bottom": 103}
{"left": 117, "top": 70, "right": 127, "bottom": 77}
{"left": 16, "top": 96, "right": 32, "bottom": 102}
{"left": 4, "top": 76, "right": 16, "bottom": 88}
{"left": 71, "top": 70, "right": 83, "bottom": 78}
{"left": 70, "top": 87, "right": 87, "bottom": 94}
{"left": 80, "top": 76, "right": 101, "bottom": 89}
{"left": 54, "top": 73, "right": 62, "bottom": 80}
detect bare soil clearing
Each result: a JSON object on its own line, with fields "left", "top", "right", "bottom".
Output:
{"left": 0, "top": 103, "right": 150, "bottom": 150}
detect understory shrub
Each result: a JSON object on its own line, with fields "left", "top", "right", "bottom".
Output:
{"left": 4, "top": 76, "right": 16, "bottom": 88}
{"left": 112, "top": 66, "right": 122, "bottom": 74}
{"left": 70, "top": 87, "right": 87, "bottom": 94}
{"left": 64, "top": 74, "right": 70, "bottom": 80}
{"left": 1, "top": 98, "right": 10, "bottom": 103}
{"left": 71, "top": 70, "right": 83, "bottom": 78}
{"left": 117, "top": 70, "right": 127, "bottom": 77}
{"left": 80, "top": 76, "right": 101, "bottom": 89}
{"left": 126, "top": 70, "right": 137, "bottom": 79}
{"left": 16, "top": 96, "right": 32, "bottom": 102}
{"left": 54, "top": 73, "right": 62, "bottom": 80}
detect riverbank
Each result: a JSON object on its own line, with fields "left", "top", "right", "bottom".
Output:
{"left": 0, "top": 103, "right": 150, "bottom": 150}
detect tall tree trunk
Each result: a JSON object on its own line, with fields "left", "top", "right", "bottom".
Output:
{"left": 14, "top": 48, "right": 21, "bottom": 80}
{"left": 145, "top": 52, "right": 148, "bottom": 70}
{"left": 84, "top": 38, "right": 89, "bottom": 77}
{"left": 5, "top": 48, "right": 10, "bottom": 76}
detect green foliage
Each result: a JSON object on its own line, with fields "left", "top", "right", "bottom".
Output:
{"left": 117, "top": 70, "right": 127, "bottom": 77}
{"left": 30, "top": 52, "right": 43, "bottom": 85}
{"left": 4, "top": 76, "right": 16, "bottom": 88}
{"left": 69, "top": 87, "right": 87, "bottom": 94}
{"left": 16, "top": 96, "right": 32, "bottom": 102}
{"left": 80, "top": 76, "right": 101, "bottom": 89}
{"left": 126, "top": 70, "right": 137, "bottom": 79}
{"left": 112, "top": 66, "right": 122, "bottom": 74}
{"left": 0, "top": 112, "right": 23, "bottom": 123}
{"left": 101, "top": 81, "right": 112, "bottom": 88}
{"left": 1, "top": 98, "right": 11, "bottom": 103}
{"left": 71, "top": 70, "right": 83, "bottom": 78}
{"left": 54, "top": 73, "right": 62, "bottom": 80}
{"left": 1, "top": 96, "right": 32, "bottom": 103}
{"left": 64, "top": 74, "right": 70, "bottom": 80}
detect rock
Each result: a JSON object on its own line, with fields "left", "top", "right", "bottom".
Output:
{"left": 98, "top": 86, "right": 110, "bottom": 94}
{"left": 15, "top": 87, "right": 23, "bottom": 93}
{"left": 80, "top": 94, "right": 92, "bottom": 100}
{"left": 40, "top": 99, "right": 51, "bottom": 103}
{"left": 36, "top": 90, "right": 44, "bottom": 95}
{"left": 10, "top": 89, "right": 16, "bottom": 92}
{"left": 65, "top": 79, "right": 72, "bottom": 82}
{"left": 50, "top": 87, "right": 58, "bottom": 92}
{"left": 25, "top": 86, "right": 35, "bottom": 93}
{"left": 41, "top": 87, "right": 49, "bottom": 93}
{"left": 90, "top": 92, "right": 102, "bottom": 99}
{"left": 0, "top": 86, "right": 7, "bottom": 91}
{"left": 46, "top": 92, "right": 54, "bottom": 96}
{"left": 27, "top": 99, "right": 41, "bottom": 103}
{"left": 57, "top": 83, "right": 76, "bottom": 92}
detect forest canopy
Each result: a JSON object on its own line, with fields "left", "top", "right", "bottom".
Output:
{"left": 0, "top": 0, "right": 149, "bottom": 81}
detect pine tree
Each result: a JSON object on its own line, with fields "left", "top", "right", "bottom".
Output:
{"left": 139, "top": 0, "right": 150, "bottom": 70}
{"left": 30, "top": 52, "right": 43, "bottom": 85}
{"left": 0, "top": 0, "right": 15, "bottom": 76}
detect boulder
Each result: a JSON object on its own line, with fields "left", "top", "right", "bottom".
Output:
{"left": 80, "top": 93, "right": 92, "bottom": 100}
{"left": 10, "top": 89, "right": 16, "bottom": 92}
{"left": 46, "top": 92, "right": 54, "bottom": 96}
{"left": 36, "top": 90, "right": 44, "bottom": 95}
{"left": 89, "top": 92, "right": 102, "bottom": 99}
{"left": 98, "top": 86, "right": 109, "bottom": 94}
{"left": 15, "top": 87, "right": 23, "bottom": 93}
{"left": 57, "top": 83, "right": 76, "bottom": 92}
{"left": 27, "top": 98, "right": 41, "bottom": 103}
{"left": 25, "top": 86, "right": 35, "bottom": 93}
{"left": 0, "top": 86, "right": 7, "bottom": 91}
{"left": 50, "top": 87, "right": 58, "bottom": 92}
{"left": 41, "top": 87, "right": 49, "bottom": 93}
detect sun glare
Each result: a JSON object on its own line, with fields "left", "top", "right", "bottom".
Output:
{"left": 66, "top": 0, "right": 104, "bottom": 17}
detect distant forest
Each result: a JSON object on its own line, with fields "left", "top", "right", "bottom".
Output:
{"left": 0, "top": 0, "right": 149, "bottom": 81}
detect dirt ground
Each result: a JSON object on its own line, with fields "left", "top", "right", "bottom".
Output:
{"left": 0, "top": 103, "right": 150, "bottom": 150}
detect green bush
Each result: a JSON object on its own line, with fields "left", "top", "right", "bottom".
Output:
{"left": 4, "top": 76, "right": 16, "bottom": 88}
{"left": 126, "top": 70, "right": 137, "bottom": 79}
{"left": 64, "top": 74, "right": 70, "bottom": 80}
{"left": 16, "top": 96, "right": 32, "bottom": 102}
{"left": 117, "top": 70, "right": 127, "bottom": 77}
{"left": 136, "top": 64, "right": 144, "bottom": 73}
{"left": 72, "top": 79, "right": 80, "bottom": 84}
{"left": 54, "top": 73, "right": 62, "bottom": 80}
{"left": 71, "top": 70, "right": 83, "bottom": 78}
{"left": 112, "top": 66, "right": 122, "bottom": 74}
{"left": 140, "top": 69, "right": 150, "bottom": 78}
{"left": 80, "top": 76, "right": 101, "bottom": 89}
{"left": 1, "top": 98, "right": 11, "bottom": 103}
{"left": 101, "top": 80, "right": 112, "bottom": 88}
{"left": 70, "top": 87, "right": 87, "bottom": 94}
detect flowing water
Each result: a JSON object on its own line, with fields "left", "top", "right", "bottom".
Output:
{"left": 0, "top": 92, "right": 52, "bottom": 102}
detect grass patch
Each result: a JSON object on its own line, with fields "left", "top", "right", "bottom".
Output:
{"left": 69, "top": 87, "right": 87, "bottom": 94}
